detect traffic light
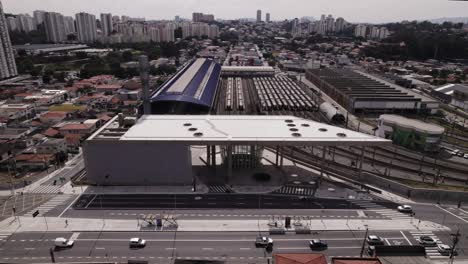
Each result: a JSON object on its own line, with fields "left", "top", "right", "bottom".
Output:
{"left": 32, "top": 210, "right": 39, "bottom": 218}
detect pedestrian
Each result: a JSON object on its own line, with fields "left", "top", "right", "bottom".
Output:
{"left": 65, "top": 219, "right": 68, "bottom": 226}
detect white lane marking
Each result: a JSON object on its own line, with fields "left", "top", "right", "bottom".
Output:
{"left": 202, "top": 248, "right": 213, "bottom": 250}
{"left": 240, "top": 248, "right": 251, "bottom": 250}
{"left": 400, "top": 231, "right": 412, "bottom": 245}
{"left": 436, "top": 205, "right": 468, "bottom": 223}
{"left": 95, "top": 247, "right": 105, "bottom": 250}
{"left": 58, "top": 195, "right": 80, "bottom": 218}
{"left": 165, "top": 248, "right": 176, "bottom": 250}
{"left": 69, "top": 232, "right": 80, "bottom": 241}
{"left": 24, "top": 248, "right": 35, "bottom": 250}
{"left": 357, "top": 210, "right": 366, "bottom": 217}
{"left": 278, "top": 246, "right": 361, "bottom": 250}
{"left": 385, "top": 238, "right": 391, "bottom": 245}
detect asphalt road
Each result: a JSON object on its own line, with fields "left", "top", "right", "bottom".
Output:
{"left": 0, "top": 230, "right": 423, "bottom": 263}
{"left": 73, "top": 194, "right": 382, "bottom": 210}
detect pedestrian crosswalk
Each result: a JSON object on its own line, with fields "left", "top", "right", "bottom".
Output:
{"left": 273, "top": 186, "right": 315, "bottom": 196}
{"left": 349, "top": 200, "right": 412, "bottom": 220}
{"left": 409, "top": 230, "right": 447, "bottom": 259}
{"left": 208, "top": 185, "right": 233, "bottom": 193}
{"left": 25, "top": 194, "right": 74, "bottom": 217}
{"left": 29, "top": 185, "right": 62, "bottom": 194}
{"left": 0, "top": 232, "right": 11, "bottom": 242}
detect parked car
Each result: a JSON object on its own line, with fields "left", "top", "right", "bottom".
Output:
{"left": 418, "top": 236, "right": 437, "bottom": 246}
{"left": 464, "top": 154, "right": 468, "bottom": 159}
{"left": 309, "top": 239, "right": 328, "bottom": 249}
{"left": 397, "top": 205, "right": 413, "bottom": 213}
{"left": 54, "top": 237, "right": 74, "bottom": 248}
{"left": 129, "top": 238, "right": 146, "bottom": 248}
{"left": 457, "top": 152, "right": 465, "bottom": 157}
{"left": 255, "top": 236, "right": 273, "bottom": 248}
{"left": 437, "top": 244, "right": 457, "bottom": 255}
{"left": 366, "top": 235, "right": 384, "bottom": 245}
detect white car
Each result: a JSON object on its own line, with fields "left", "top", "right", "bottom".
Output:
{"left": 129, "top": 238, "right": 146, "bottom": 248}
{"left": 397, "top": 205, "right": 413, "bottom": 213}
{"left": 438, "top": 244, "right": 457, "bottom": 255}
{"left": 366, "top": 235, "right": 384, "bottom": 245}
{"left": 54, "top": 237, "right": 74, "bottom": 248}
{"left": 464, "top": 154, "right": 468, "bottom": 159}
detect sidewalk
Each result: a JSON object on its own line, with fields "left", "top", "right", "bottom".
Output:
{"left": 0, "top": 152, "right": 83, "bottom": 197}
{"left": 0, "top": 216, "right": 450, "bottom": 233}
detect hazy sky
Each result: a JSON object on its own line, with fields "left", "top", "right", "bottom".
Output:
{"left": 2, "top": 0, "right": 468, "bottom": 23}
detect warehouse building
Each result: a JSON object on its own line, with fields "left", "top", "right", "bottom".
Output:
{"left": 377, "top": 114, "right": 445, "bottom": 152}
{"left": 84, "top": 115, "right": 389, "bottom": 186}
{"left": 150, "top": 58, "right": 221, "bottom": 114}
{"left": 432, "top": 84, "right": 468, "bottom": 111}
{"left": 305, "top": 69, "right": 439, "bottom": 114}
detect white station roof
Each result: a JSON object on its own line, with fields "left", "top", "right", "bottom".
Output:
{"left": 119, "top": 115, "right": 390, "bottom": 146}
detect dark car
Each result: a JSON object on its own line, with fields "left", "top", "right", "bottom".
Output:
{"left": 309, "top": 239, "right": 328, "bottom": 249}
{"left": 255, "top": 236, "right": 273, "bottom": 248}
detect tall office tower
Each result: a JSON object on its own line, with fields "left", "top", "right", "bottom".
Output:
{"left": 100, "top": 13, "right": 113, "bottom": 36}
{"left": 335, "top": 17, "right": 345, "bottom": 33}
{"left": 266, "top": 13, "right": 270, "bottom": 23}
{"left": 44, "top": 12, "right": 67, "bottom": 42}
{"left": 175, "top": 15, "right": 180, "bottom": 22}
{"left": 256, "top": 10, "right": 262, "bottom": 23}
{"left": 354, "top": 24, "right": 367, "bottom": 38}
{"left": 317, "top": 14, "right": 327, "bottom": 35}
{"left": 76, "top": 12, "right": 97, "bottom": 43}
{"left": 64, "top": 16, "right": 75, "bottom": 34}
{"left": 16, "top": 14, "right": 36, "bottom": 32}
{"left": 0, "top": 0, "right": 18, "bottom": 79}
{"left": 192, "top": 13, "right": 202, "bottom": 22}
{"left": 33, "top": 10, "right": 46, "bottom": 25}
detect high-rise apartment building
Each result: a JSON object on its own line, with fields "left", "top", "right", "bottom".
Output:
{"left": 16, "top": 14, "right": 36, "bottom": 32}
{"left": 0, "top": 0, "right": 18, "bottom": 79}
{"left": 335, "top": 17, "right": 345, "bottom": 33}
{"left": 100, "top": 13, "right": 113, "bottom": 36}
{"left": 44, "top": 12, "right": 67, "bottom": 42}
{"left": 64, "top": 16, "right": 75, "bottom": 34}
{"left": 266, "top": 13, "right": 270, "bottom": 23}
{"left": 256, "top": 10, "right": 262, "bottom": 23}
{"left": 354, "top": 24, "right": 367, "bottom": 38}
{"left": 192, "top": 12, "right": 214, "bottom": 23}
{"left": 33, "top": 10, "right": 46, "bottom": 25}
{"left": 76, "top": 12, "right": 97, "bottom": 43}
{"left": 6, "top": 16, "right": 17, "bottom": 31}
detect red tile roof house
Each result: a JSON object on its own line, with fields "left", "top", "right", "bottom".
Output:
{"left": 39, "top": 111, "right": 68, "bottom": 125}
{"left": 59, "top": 123, "right": 96, "bottom": 137}
{"left": 95, "top": 84, "right": 122, "bottom": 94}
{"left": 15, "top": 153, "right": 55, "bottom": 170}
{"left": 274, "top": 254, "right": 328, "bottom": 264}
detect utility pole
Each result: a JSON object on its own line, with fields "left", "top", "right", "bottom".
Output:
{"left": 449, "top": 229, "right": 461, "bottom": 264}
{"left": 360, "top": 225, "right": 369, "bottom": 257}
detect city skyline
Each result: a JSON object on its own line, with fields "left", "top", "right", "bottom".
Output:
{"left": 2, "top": 0, "right": 468, "bottom": 23}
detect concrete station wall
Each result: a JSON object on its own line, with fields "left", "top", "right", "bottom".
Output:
{"left": 362, "top": 172, "right": 468, "bottom": 204}
{"left": 84, "top": 141, "right": 193, "bottom": 186}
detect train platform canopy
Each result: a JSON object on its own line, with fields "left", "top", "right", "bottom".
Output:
{"left": 150, "top": 58, "right": 221, "bottom": 110}
{"left": 119, "top": 115, "right": 391, "bottom": 146}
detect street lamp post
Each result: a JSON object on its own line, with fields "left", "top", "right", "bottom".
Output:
{"left": 360, "top": 225, "right": 369, "bottom": 257}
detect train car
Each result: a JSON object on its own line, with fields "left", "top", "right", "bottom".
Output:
{"left": 319, "top": 102, "right": 346, "bottom": 124}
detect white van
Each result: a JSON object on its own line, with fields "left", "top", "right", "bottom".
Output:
{"left": 54, "top": 237, "right": 74, "bottom": 248}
